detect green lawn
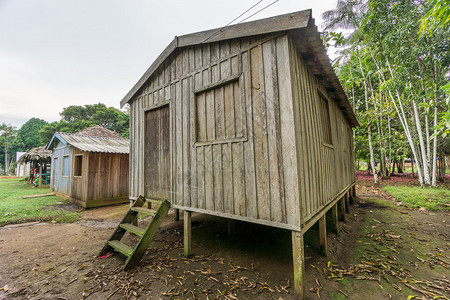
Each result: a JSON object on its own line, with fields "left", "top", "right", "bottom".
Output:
{"left": 0, "top": 178, "right": 80, "bottom": 226}
{"left": 382, "top": 185, "right": 450, "bottom": 211}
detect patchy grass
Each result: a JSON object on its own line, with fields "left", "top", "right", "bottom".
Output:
{"left": 382, "top": 185, "right": 450, "bottom": 211}
{"left": 0, "top": 178, "right": 80, "bottom": 226}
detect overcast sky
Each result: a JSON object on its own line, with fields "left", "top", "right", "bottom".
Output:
{"left": 0, "top": 0, "right": 336, "bottom": 128}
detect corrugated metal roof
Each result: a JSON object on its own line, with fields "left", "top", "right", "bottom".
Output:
{"left": 75, "top": 125, "right": 124, "bottom": 139}
{"left": 57, "top": 132, "right": 129, "bottom": 154}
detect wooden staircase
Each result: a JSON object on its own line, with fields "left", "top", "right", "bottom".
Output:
{"left": 99, "top": 196, "right": 170, "bottom": 270}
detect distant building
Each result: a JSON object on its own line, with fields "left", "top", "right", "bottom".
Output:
{"left": 46, "top": 125, "right": 130, "bottom": 208}
{"left": 15, "top": 152, "right": 29, "bottom": 177}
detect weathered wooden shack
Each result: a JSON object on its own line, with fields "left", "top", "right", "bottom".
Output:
{"left": 47, "top": 126, "right": 130, "bottom": 208}
{"left": 121, "top": 10, "right": 358, "bottom": 297}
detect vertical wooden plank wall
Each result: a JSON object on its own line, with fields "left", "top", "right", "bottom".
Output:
{"left": 128, "top": 33, "right": 353, "bottom": 230}
{"left": 69, "top": 151, "right": 129, "bottom": 205}
{"left": 288, "top": 36, "right": 354, "bottom": 225}
{"left": 85, "top": 153, "right": 129, "bottom": 202}
{"left": 70, "top": 147, "right": 84, "bottom": 201}
{"left": 51, "top": 143, "right": 72, "bottom": 196}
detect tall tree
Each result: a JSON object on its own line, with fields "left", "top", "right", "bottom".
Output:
{"left": 10, "top": 118, "right": 48, "bottom": 153}
{"left": 0, "top": 124, "right": 17, "bottom": 174}
{"left": 39, "top": 103, "right": 129, "bottom": 144}
{"left": 325, "top": 0, "right": 449, "bottom": 187}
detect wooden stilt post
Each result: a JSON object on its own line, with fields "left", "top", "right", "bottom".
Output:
{"left": 292, "top": 231, "right": 305, "bottom": 299}
{"left": 174, "top": 208, "right": 180, "bottom": 221}
{"left": 38, "top": 160, "right": 43, "bottom": 187}
{"left": 338, "top": 198, "right": 346, "bottom": 222}
{"left": 349, "top": 188, "right": 354, "bottom": 204}
{"left": 131, "top": 199, "right": 138, "bottom": 226}
{"left": 327, "top": 204, "right": 339, "bottom": 235}
{"left": 319, "top": 215, "right": 327, "bottom": 256}
{"left": 184, "top": 211, "right": 191, "bottom": 258}
{"left": 345, "top": 193, "right": 350, "bottom": 213}
{"left": 228, "top": 219, "right": 236, "bottom": 236}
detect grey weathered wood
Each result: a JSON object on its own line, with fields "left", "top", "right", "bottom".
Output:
{"left": 345, "top": 193, "right": 350, "bottom": 213}
{"left": 129, "top": 32, "right": 357, "bottom": 230}
{"left": 22, "top": 192, "right": 55, "bottom": 199}
{"left": 292, "top": 231, "right": 305, "bottom": 299}
{"left": 319, "top": 215, "right": 327, "bottom": 256}
{"left": 184, "top": 211, "right": 192, "bottom": 258}
{"left": 338, "top": 198, "right": 346, "bottom": 222}
{"left": 124, "top": 14, "right": 360, "bottom": 299}
{"left": 327, "top": 203, "right": 339, "bottom": 235}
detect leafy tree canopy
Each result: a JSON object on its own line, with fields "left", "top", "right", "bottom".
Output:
{"left": 10, "top": 118, "right": 48, "bottom": 154}
{"left": 39, "top": 103, "right": 129, "bottom": 145}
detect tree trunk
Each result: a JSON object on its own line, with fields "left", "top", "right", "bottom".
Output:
{"left": 425, "top": 113, "right": 431, "bottom": 171}
{"left": 368, "top": 50, "right": 424, "bottom": 185}
{"left": 357, "top": 49, "right": 378, "bottom": 184}
{"left": 367, "top": 127, "right": 378, "bottom": 183}
{"left": 4, "top": 144, "right": 7, "bottom": 174}
{"left": 431, "top": 105, "right": 438, "bottom": 186}
{"left": 437, "top": 152, "right": 445, "bottom": 181}
{"left": 411, "top": 160, "right": 415, "bottom": 178}
{"left": 398, "top": 159, "right": 404, "bottom": 173}
{"left": 413, "top": 101, "right": 430, "bottom": 186}
{"left": 391, "top": 158, "right": 396, "bottom": 175}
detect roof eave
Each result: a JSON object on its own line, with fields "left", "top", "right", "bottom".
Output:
{"left": 46, "top": 133, "right": 67, "bottom": 150}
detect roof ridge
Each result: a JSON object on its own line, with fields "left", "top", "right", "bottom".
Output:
{"left": 58, "top": 131, "right": 128, "bottom": 141}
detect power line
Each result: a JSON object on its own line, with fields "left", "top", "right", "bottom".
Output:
{"left": 224, "top": 0, "right": 264, "bottom": 29}
{"left": 202, "top": 0, "right": 280, "bottom": 43}
{"left": 236, "top": 0, "right": 279, "bottom": 25}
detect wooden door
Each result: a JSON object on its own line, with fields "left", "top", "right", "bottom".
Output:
{"left": 145, "top": 105, "right": 170, "bottom": 200}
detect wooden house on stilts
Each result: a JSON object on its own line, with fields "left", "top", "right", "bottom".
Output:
{"left": 47, "top": 125, "right": 130, "bottom": 208}
{"left": 118, "top": 10, "right": 358, "bottom": 297}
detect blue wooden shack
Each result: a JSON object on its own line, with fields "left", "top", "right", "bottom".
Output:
{"left": 46, "top": 126, "right": 130, "bottom": 208}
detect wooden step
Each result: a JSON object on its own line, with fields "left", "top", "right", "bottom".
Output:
{"left": 145, "top": 198, "right": 163, "bottom": 205}
{"left": 108, "top": 240, "right": 133, "bottom": 257}
{"left": 120, "top": 223, "right": 145, "bottom": 237}
{"left": 131, "top": 207, "right": 157, "bottom": 216}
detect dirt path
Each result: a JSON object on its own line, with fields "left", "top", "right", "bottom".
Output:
{"left": 0, "top": 185, "right": 449, "bottom": 299}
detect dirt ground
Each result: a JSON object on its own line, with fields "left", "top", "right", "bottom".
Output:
{"left": 0, "top": 184, "right": 449, "bottom": 300}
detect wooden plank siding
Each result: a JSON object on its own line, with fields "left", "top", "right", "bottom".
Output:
{"left": 50, "top": 142, "right": 72, "bottom": 196}
{"left": 288, "top": 35, "right": 354, "bottom": 225}
{"left": 128, "top": 33, "right": 354, "bottom": 231}
{"left": 70, "top": 150, "right": 129, "bottom": 208}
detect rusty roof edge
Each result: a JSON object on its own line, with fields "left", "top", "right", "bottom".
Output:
{"left": 57, "top": 132, "right": 128, "bottom": 141}
{"left": 120, "top": 10, "right": 312, "bottom": 108}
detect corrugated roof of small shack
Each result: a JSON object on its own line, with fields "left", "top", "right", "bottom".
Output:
{"left": 46, "top": 126, "right": 129, "bottom": 154}
{"left": 119, "top": 9, "right": 359, "bottom": 127}
{"left": 17, "top": 146, "right": 52, "bottom": 164}
{"left": 76, "top": 125, "right": 125, "bottom": 139}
